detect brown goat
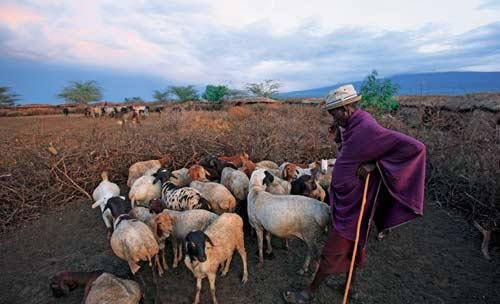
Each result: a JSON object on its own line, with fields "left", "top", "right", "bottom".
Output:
{"left": 188, "top": 164, "right": 212, "bottom": 182}
{"left": 218, "top": 152, "right": 250, "bottom": 166}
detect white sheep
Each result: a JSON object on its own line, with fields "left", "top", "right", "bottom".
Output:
{"left": 91, "top": 171, "right": 121, "bottom": 238}
{"left": 84, "top": 272, "right": 142, "bottom": 304}
{"left": 127, "top": 156, "right": 170, "bottom": 187}
{"left": 189, "top": 181, "right": 236, "bottom": 214}
{"left": 255, "top": 160, "right": 279, "bottom": 169}
{"left": 248, "top": 169, "right": 330, "bottom": 275}
{"left": 170, "top": 167, "right": 190, "bottom": 187}
{"left": 128, "top": 175, "right": 161, "bottom": 208}
{"left": 160, "top": 209, "right": 218, "bottom": 268}
{"left": 220, "top": 167, "right": 249, "bottom": 201}
{"left": 184, "top": 213, "right": 248, "bottom": 304}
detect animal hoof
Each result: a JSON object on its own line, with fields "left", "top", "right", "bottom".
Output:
{"left": 264, "top": 251, "right": 275, "bottom": 260}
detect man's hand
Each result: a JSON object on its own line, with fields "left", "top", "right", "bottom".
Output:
{"left": 328, "top": 123, "right": 342, "bottom": 143}
{"left": 357, "top": 163, "right": 376, "bottom": 179}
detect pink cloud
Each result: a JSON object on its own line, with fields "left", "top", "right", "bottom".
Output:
{"left": 0, "top": 4, "right": 44, "bottom": 28}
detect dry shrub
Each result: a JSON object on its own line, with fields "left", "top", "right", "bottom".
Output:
{"left": 227, "top": 106, "right": 253, "bottom": 119}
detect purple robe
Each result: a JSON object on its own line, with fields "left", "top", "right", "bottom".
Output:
{"left": 330, "top": 109, "right": 426, "bottom": 247}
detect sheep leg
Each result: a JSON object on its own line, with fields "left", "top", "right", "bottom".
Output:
{"left": 193, "top": 278, "right": 202, "bottom": 304}
{"left": 172, "top": 239, "right": 179, "bottom": 268}
{"left": 208, "top": 273, "right": 218, "bottom": 304}
{"left": 237, "top": 243, "right": 249, "bottom": 283}
{"left": 221, "top": 254, "right": 233, "bottom": 276}
{"left": 264, "top": 231, "right": 275, "bottom": 259}
{"left": 154, "top": 255, "right": 164, "bottom": 276}
{"left": 255, "top": 227, "right": 265, "bottom": 267}
{"left": 150, "top": 263, "right": 161, "bottom": 304}
{"left": 474, "top": 221, "right": 492, "bottom": 260}
{"left": 161, "top": 248, "right": 168, "bottom": 271}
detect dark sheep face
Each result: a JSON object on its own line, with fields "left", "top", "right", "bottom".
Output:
{"left": 263, "top": 170, "right": 274, "bottom": 186}
{"left": 104, "top": 196, "right": 127, "bottom": 218}
{"left": 153, "top": 168, "right": 171, "bottom": 184}
{"left": 49, "top": 275, "right": 71, "bottom": 298}
{"left": 185, "top": 231, "right": 214, "bottom": 262}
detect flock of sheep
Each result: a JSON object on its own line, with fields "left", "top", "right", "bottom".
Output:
{"left": 49, "top": 152, "right": 336, "bottom": 304}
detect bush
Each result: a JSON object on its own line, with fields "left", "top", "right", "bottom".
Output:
{"left": 360, "top": 70, "right": 399, "bottom": 113}
{"left": 202, "top": 85, "right": 228, "bottom": 103}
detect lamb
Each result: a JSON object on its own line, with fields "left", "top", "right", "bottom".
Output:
{"left": 151, "top": 208, "right": 218, "bottom": 268}
{"left": 189, "top": 181, "right": 236, "bottom": 214}
{"left": 188, "top": 164, "right": 211, "bottom": 182}
{"left": 49, "top": 271, "right": 142, "bottom": 304}
{"left": 129, "top": 206, "right": 174, "bottom": 275}
{"left": 127, "top": 155, "right": 170, "bottom": 187}
{"left": 91, "top": 171, "right": 121, "bottom": 238}
{"left": 220, "top": 167, "right": 249, "bottom": 201}
{"left": 247, "top": 169, "right": 331, "bottom": 275}
{"left": 128, "top": 174, "right": 161, "bottom": 208}
{"left": 256, "top": 160, "right": 281, "bottom": 177}
{"left": 170, "top": 167, "right": 190, "bottom": 187}
{"left": 184, "top": 213, "right": 248, "bottom": 304}
{"left": 153, "top": 168, "right": 211, "bottom": 211}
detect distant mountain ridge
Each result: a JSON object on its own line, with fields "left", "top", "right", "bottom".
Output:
{"left": 279, "top": 72, "right": 500, "bottom": 98}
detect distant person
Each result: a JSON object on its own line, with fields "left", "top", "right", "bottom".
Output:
{"left": 62, "top": 107, "right": 69, "bottom": 116}
{"left": 283, "top": 84, "right": 426, "bottom": 303}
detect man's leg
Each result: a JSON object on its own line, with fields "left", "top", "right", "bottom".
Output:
{"left": 282, "top": 265, "right": 329, "bottom": 303}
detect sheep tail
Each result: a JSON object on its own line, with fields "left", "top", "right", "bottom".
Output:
{"left": 101, "top": 171, "right": 109, "bottom": 181}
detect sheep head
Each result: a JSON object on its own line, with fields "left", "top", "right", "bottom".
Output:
{"left": 283, "top": 164, "right": 299, "bottom": 181}
{"left": 149, "top": 198, "right": 165, "bottom": 214}
{"left": 154, "top": 212, "right": 174, "bottom": 238}
{"left": 153, "top": 168, "right": 171, "bottom": 184}
{"left": 103, "top": 196, "right": 127, "bottom": 218}
{"left": 188, "top": 165, "right": 211, "bottom": 182}
{"left": 185, "top": 230, "right": 214, "bottom": 263}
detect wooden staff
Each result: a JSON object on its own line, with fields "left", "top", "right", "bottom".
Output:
{"left": 342, "top": 172, "right": 371, "bottom": 304}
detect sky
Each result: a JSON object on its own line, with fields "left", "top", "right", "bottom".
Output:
{"left": 0, "top": 0, "right": 500, "bottom": 103}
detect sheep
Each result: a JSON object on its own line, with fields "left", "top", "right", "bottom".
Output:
{"left": 127, "top": 155, "right": 170, "bottom": 187}
{"left": 129, "top": 206, "right": 174, "bottom": 275}
{"left": 239, "top": 157, "right": 256, "bottom": 178}
{"left": 189, "top": 181, "right": 236, "bottom": 214}
{"left": 152, "top": 208, "right": 219, "bottom": 268}
{"left": 128, "top": 174, "right": 161, "bottom": 208}
{"left": 265, "top": 173, "right": 291, "bottom": 196}
{"left": 153, "top": 168, "right": 211, "bottom": 211}
{"left": 198, "top": 155, "right": 225, "bottom": 181}
{"left": 91, "top": 171, "right": 121, "bottom": 238}
{"left": 188, "top": 164, "right": 211, "bottom": 182}
{"left": 83, "top": 272, "right": 142, "bottom": 304}
{"left": 49, "top": 271, "right": 143, "bottom": 304}
{"left": 50, "top": 270, "right": 104, "bottom": 299}
{"left": 170, "top": 167, "right": 191, "bottom": 186}
{"left": 290, "top": 174, "right": 327, "bottom": 203}
{"left": 256, "top": 160, "right": 278, "bottom": 169}
{"left": 220, "top": 167, "right": 249, "bottom": 201}
{"left": 247, "top": 169, "right": 331, "bottom": 275}
{"left": 184, "top": 213, "right": 248, "bottom": 304}
{"left": 218, "top": 152, "right": 250, "bottom": 165}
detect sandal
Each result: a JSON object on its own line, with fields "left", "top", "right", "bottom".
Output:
{"left": 282, "top": 290, "right": 314, "bottom": 303}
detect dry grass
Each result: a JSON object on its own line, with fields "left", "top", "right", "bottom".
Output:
{"left": 0, "top": 104, "right": 498, "bottom": 244}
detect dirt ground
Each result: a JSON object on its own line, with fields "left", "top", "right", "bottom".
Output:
{"left": 0, "top": 199, "right": 498, "bottom": 304}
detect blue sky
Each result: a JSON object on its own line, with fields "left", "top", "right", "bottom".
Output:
{"left": 0, "top": 0, "right": 499, "bottom": 104}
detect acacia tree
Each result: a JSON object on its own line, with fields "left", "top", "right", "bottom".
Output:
{"left": 0, "top": 87, "right": 20, "bottom": 106}
{"left": 57, "top": 81, "right": 103, "bottom": 104}
{"left": 167, "top": 85, "right": 199, "bottom": 102}
{"left": 124, "top": 97, "right": 144, "bottom": 104}
{"left": 360, "top": 70, "right": 400, "bottom": 113}
{"left": 246, "top": 79, "right": 282, "bottom": 98}
{"left": 202, "top": 85, "right": 229, "bottom": 103}
{"left": 153, "top": 90, "right": 169, "bottom": 102}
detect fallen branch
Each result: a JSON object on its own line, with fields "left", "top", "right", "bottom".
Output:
{"left": 473, "top": 221, "right": 491, "bottom": 260}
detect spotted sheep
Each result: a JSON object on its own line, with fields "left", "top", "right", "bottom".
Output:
{"left": 153, "top": 168, "right": 211, "bottom": 211}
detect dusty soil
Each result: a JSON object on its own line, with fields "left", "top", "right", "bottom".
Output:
{"left": 0, "top": 200, "right": 498, "bottom": 304}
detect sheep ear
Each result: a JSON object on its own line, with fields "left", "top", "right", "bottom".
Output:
{"left": 153, "top": 176, "right": 160, "bottom": 184}
{"left": 204, "top": 233, "right": 214, "bottom": 246}
{"left": 204, "top": 168, "right": 211, "bottom": 177}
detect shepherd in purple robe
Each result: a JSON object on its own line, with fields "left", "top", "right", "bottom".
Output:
{"left": 283, "top": 84, "right": 426, "bottom": 303}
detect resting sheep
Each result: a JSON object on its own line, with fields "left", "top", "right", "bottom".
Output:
{"left": 188, "top": 165, "right": 211, "bottom": 182}
{"left": 91, "top": 171, "right": 121, "bottom": 238}
{"left": 170, "top": 167, "right": 190, "bottom": 187}
{"left": 184, "top": 213, "right": 248, "bottom": 304}
{"left": 153, "top": 168, "right": 210, "bottom": 211}
{"left": 127, "top": 156, "right": 170, "bottom": 187}
{"left": 247, "top": 169, "right": 330, "bottom": 275}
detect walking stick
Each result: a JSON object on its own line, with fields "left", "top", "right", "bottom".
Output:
{"left": 342, "top": 172, "right": 371, "bottom": 304}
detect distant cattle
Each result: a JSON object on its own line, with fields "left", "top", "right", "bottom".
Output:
{"left": 62, "top": 108, "right": 69, "bottom": 116}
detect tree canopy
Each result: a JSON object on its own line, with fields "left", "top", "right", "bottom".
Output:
{"left": 167, "top": 85, "right": 199, "bottom": 102}
{"left": 245, "top": 80, "right": 282, "bottom": 98}
{"left": 360, "top": 70, "right": 400, "bottom": 113}
{"left": 202, "top": 85, "right": 229, "bottom": 103}
{"left": 57, "top": 81, "right": 103, "bottom": 104}
{"left": 0, "top": 87, "right": 20, "bottom": 106}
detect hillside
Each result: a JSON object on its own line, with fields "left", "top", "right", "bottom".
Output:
{"left": 280, "top": 71, "right": 500, "bottom": 98}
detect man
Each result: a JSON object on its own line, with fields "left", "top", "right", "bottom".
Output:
{"left": 283, "top": 84, "right": 426, "bottom": 303}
